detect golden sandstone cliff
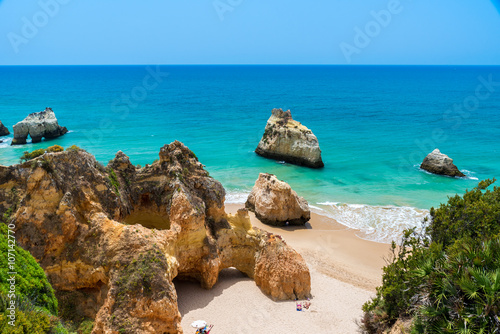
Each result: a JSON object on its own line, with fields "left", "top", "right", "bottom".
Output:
{"left": 0, "top": 141, "right": 311, "bottom": 334}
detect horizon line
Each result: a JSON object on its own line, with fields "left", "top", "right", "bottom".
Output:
{"left": 1, "top": 64, "right": 500, "bottom": 67}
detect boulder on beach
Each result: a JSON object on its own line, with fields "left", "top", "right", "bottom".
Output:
{"left": 12, "top": 107, "right": 68, "bottom": 145}
{"left": 245, "top": 173, "right": 311, "bottom": 226}
{"left": 420, "top": 148, "right": 465, "bottom": 177}
{"left": 0, "top": 121, "right": 9, "bottom": 136}
{"left": 255, "top": 108, "right": 324, "bottom": 168}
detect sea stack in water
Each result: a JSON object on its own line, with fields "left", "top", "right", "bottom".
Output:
{"left": 420, "top": 149, "right": 465, "bottom": 177}
{"left": 12, "top": 108, "right": 68, "bottom": 145}
{"left": 246, "top": 173, "right": 311, "bottom": 226}
{"left": 0, "top": 121, "right": 9, "bottom": 136}
{"left": 255, "top": 108, "right": 324, "bottom": 168}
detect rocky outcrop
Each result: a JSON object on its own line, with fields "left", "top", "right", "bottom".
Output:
{"left": 420, "top": 149, "right": 465, "bottom": 177}
{"left": 255, "top": 108, "right": 324, "bottom": 168}
{"left": 387, "top": 319, "right": 413, "bottom": 334}
{"left": 254, "top": 233, "right": 311, "bottom": 299}
{"left": 246, "top": 173, "right": 311, "bottom": 226}
{"left": 11, "top": 108, "right": 68, "bottom": 145}
{"left": 0, "top": 121, "right": 9, "bottom": 136}
{"left": 0, "top": 141, "right": 311, "bottom": 333}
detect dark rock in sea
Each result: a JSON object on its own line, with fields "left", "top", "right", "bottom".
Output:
{"left": 11, "top": 107, "right": 68, "bottom": 145}
{"left": 255, "top": 108, "right": 324, "bottom": 168}
{"left": 0, "top": 121, "right": 9, "bottom": 136}
{"left": 420, "top": 149, "right": 465, "bottom": 177}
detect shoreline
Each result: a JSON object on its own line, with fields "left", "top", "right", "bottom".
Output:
{"left": 177, "top": 204, "right": 391, "bottom": 333}
{"left": 225, "top": 203, "right": 391, "bottom": 292}
{"left": 226, "top": 191, "right": 430, "bottom": 245}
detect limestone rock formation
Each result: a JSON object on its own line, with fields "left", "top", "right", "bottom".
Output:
{"left": 420, "top": 149, "right": 465, "bottom": 177}
{"left": 12, "top": 108, "right": 68, "bottom": 145}
{"left": 0, "top": 141, "right": 311, "bottom": 334}
{"left": 387, "top": 319, "right": 413, "bottom": 334}
{"left": 246, "top": 173, "right": 311, "bottom": 226}
{"left": 255, "top": 108, "right": 324, "bottom": 168}
{"left": 0, "top": 121, "right": 9, "bottom": 136}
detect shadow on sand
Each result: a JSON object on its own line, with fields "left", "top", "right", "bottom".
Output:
{"left": 174, "top": 268, "right": 253, "bottom": 317}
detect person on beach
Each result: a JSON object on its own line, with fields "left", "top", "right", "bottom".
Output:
{"left": 195, "top": 324, "right": 213, "bottom": 334}
{"left": 296, "top": 301, "right": 302, "bottom": 311}
{"left": 303, "top": 298, "right": 311, "bottom": 310}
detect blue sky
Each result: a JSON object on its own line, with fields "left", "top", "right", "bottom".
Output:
{"left": 0, "top": 0, "right": 499, "bottom": 65}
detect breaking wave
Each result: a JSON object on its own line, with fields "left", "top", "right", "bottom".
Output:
{"left": 314, "top": 202, "right": 429, "bottom": 244}
{"left": 224, "top": 190, "right": 429, "bottom": 244}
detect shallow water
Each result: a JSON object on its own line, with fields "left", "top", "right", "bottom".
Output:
{"left": 1, "top": 65, "right": 499, "bottom": 242}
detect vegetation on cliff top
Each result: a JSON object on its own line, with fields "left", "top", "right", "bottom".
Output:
{"left": 18, "top": 145, "right": 86, "bottom": 164}
{"left": 19, "top": 145, "right": 64, "bottom": 163}
{"left": 361, "top": 179, "right": 500, "bottom": 333}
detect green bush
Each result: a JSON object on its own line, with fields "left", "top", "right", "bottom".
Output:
{"left": 19, "top": 145, "right": 65, "bottom": 163}
{"left": 411, "top": 237, "right": 500, "bottom": 333}
{"left": 77, "top": 319, "right": 94, "bottom": 334}
{"left": 46, "top": 145, "right": 64, "bottom": 153}
{"left": 0, "top": 308, "right": 54, "bottom": 334}
{"left": 65, "top": 145, "right": 81, "bottom": 152}
{"left": 361, "top": 179, "right": 500, "bottom": 333}
{"left": 0, "top": 223, "right": 58, "bottom": 314}
{"left": 20, "top": 149, "right": 46, "bottom": 163}
{"left": 0, "top": 221, "right": 67, "bottom": 333}
{"left": 429, "top": 178, "right": 500, "bottom": 248}
{"left": 108, "top": 168, "right": 120, "bottom": 195}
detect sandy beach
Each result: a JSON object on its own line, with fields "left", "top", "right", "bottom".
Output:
{"left": 177, "top": 204, "right": 392, "bottom": 334}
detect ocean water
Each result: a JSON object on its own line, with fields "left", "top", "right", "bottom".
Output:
{"left": 1, "top": 65, "right": 499, "bottom": 243}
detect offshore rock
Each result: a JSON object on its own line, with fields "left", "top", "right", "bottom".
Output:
{"left": 255, "top": 108, "right": 324, "bottom": 168}
{"left": 0, "top": 121, "right": 9, "bottom": 136}
{"left": 0, "top": 141, "right": 311, "bottom": 334}
{"left": 420, "top": 149, "right": 465, "bottom": 177}
{"left": 246, "top": 173, "right": 311, "bottom": 226}
{"left": 11, "top": 107, "right": 68, "bottom": 145}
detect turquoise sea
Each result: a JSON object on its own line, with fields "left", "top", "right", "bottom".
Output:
{"left": 1, "top": 65, "right": 499, "bottom": 242}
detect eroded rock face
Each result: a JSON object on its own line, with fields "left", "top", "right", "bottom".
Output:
{"left": 0, "top": 121, "right": 9, "bottom": 136}
{"left": 255, "top": 108, "right": 324, "bottom": 168}
{"left": 0, "top": 141, "right": 311, "bottom": 334}
{"left": 11, "top": 108, "right": 68, "bottom": 145}
{"left": 254, "top": 233, "right": 311, "bottom": 300}
{"left": 420, "top": 149, "right": 465, "bottom": 177}
{"left": 246, "top": 173, "right": 311, "bottom": 226}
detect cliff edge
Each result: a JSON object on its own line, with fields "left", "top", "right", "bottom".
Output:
{"left": 0, "top": 141, "right": 311, "bottom": 334}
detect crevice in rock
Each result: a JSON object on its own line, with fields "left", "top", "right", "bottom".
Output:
{"left": 123, "top": 209, "right": 170, "bottom": 230}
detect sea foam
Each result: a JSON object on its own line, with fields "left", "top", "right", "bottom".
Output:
{"left": 0, "top": 137, "right": 12, "bottom": 148}
{"left": 315, "top": 202, "right": 429, "bottom": 244}
{"left": 461, "top": 170, "right": 479, "bottom": 180}
{"left": 224, "top": 190, "right": 429, "bottom": 244}
{"left": 225, "top": 190, "right": 251, "bottom": 204}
